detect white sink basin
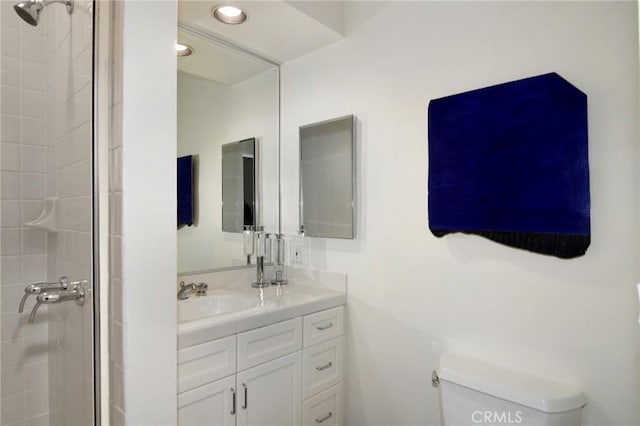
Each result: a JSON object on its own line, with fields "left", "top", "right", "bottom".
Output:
{"left": 179, "top": 293, "right": 254, "bottom": 323}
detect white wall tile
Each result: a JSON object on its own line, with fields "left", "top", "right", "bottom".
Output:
{"left": 19, "top": 61, "right": 46, "bottom": 92}
{"left": 1, "top": 55, "right": 19, "bottom": 87}
{"left": 1, "top": 27, "right": 20, "bottom": 58}
{"left": 0, "top": 365, "right": 24, "bottom": 397}
{"left": 1, "top": 143, "right": 20, "bottom": 171}
{"left": 1, "top": 312, "right": 46, "bottom": 341}
{"left": 108, "top": 147, "right": 121, "bottom": 192}
{"left": 109, "top": 193, "right": 122, "bottom": 236}
{"left": 20, "top": 146, "right": 46, "bottom": 173}
{"left": 19, "top": 118, "right": 45, "bottom": 146}
{"left": 21, "top": 255, "right": 46, "bottom": 283}
{"left": 23, "top": 389, "right": 48, "bottom": 419}
{"left": 19, "top": 89, "right": 46, "bottom": 119}
{"left": 110, "top": 403, "right": 124, "bottom": 426}
{"left": 21, "top": 335, "right": 48, "bottom": 365}
{"left": 0, "top": 391, "right": 25, "bottom": 424}
{"left": 1, "top": 172, "right": 20, "bottom": 199}
{"left": 21, "top": 229, "right": 46, "bottom": 255}
{"left": 20, "top": 201, "right": 41, "bottom": 224}
{"left": 23, "top": 413, "right": 49, "bottom": 426}
{"left": 71, "top": 49, "right": 91, "bottom": 95}
{"left": 109, "top": 277, "right": 123, "bottom": 323}
{"left": 19, "top": 33, "right": 45, "bottom": 64}
{"left": 1, "top": 256, "right": 22, "bottom": 283}
{"left": 1, "top": 229, "right": 21, "bottom": 256}
{"left": 1, "top": 114, "right": 20, "bottom": 143}
{"left": 109, "top": 235, "right": 121, "bottom": 280}
{"left": 0, "top": 284, "right": 24, "bottom": 315}
{"left": 20, "top": 173, "right": 45, "bottom": 200}
{"left": 1, "top": 1, "right": 20, "bottom": 30}
{"left": 1, "top": 85, "right": 20, "bottom": 114}
{"left": 24, "top": 362, "right": 48, "bottom": 392}
{"left": 0, "top": 337, "right": 23, "bottom": 369}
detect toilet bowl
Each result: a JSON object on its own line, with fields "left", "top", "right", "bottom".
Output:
{"left": 438, "top": 353, "right": 586, "bottom": 426}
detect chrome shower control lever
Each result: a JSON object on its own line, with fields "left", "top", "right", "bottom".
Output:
{"left": 28, "top": 285, "right": 85, "bottom": 323}
{"left": 18, "top": 276, "right": 72, "bottom": 313}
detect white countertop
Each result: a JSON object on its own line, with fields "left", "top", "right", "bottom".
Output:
{"left": 178, "top": 284, "right": 346, "bottom": 349}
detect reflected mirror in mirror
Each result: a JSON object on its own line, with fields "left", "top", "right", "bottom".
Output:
{"left": 177, "top": 26, "right": 279, "bottom": 273}
{"left": 299, "top": 115, "right": 356, "bottom": 239}
{"left": 222, "top": 138, "right": 256, "bottom": 233}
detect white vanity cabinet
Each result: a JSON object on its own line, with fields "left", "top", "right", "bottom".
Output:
{"left": 177, "top": 306, "right": 346, "bottom": 426}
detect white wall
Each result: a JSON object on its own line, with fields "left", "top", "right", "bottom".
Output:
{"left": 177, "top": 68, "right": 279, "bottom": 273}
{"left": 117, "top": 1, "right": 177, "bottom": 424}
{"left": 281, "top": 2, "right": 639, "bottom": 425}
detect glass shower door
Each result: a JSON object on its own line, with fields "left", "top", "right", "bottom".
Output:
{"left": 0, "top": 0, "right": 97, "bottom": 424}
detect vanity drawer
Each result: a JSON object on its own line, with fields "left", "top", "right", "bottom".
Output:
{"left": 178, "top": 335, "right": 236, "bottom": 393}
{"left": 237, "top": 317, "right": 302, "bottom": 371}
{"left": 302, "top": 336, "right": 344, "bottom": 399}
{"left": 303, "top": 383, "right": 345, "bottom": 426}
{"left": 303, "top": 306, "right": 344, "bottom": 348}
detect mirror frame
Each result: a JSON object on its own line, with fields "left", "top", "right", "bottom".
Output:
{"left": 177, "top": 24, "right": 281, "bottom": 275}
{"left": 299, "top": 115, "right": 356, "bottom": 239}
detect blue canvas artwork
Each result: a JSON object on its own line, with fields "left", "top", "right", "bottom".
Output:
{"left": 427, "top": 73, "right": 590, "bottom": 258}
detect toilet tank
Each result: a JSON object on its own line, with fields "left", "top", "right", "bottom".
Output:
{"left": 438, "top": 353, "right": 586, "bottom": 426}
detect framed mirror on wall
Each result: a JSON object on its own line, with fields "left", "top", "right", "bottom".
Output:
{"left": 299, "top": 115, "right": 356, "bottom": 239}
{"left": 176, "top": 25, "right": 280, "bottom": 273}
{"left": 222, "top": 138, "right": 256, "bottom": 233}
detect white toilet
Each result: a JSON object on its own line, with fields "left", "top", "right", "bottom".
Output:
{"left": 437, "top": 353, "right": 586, "bottom": 426}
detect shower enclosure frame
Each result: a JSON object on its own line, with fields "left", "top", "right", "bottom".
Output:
{"left": 92, "top": 0, "right": 111, "bottom": 424}
{"left": 6, "top": 0, "right": 109, "bottom": 423}
{"left": 94, "top": 0, "right": 120, "bottom": 423}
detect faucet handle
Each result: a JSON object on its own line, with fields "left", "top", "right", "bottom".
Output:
{"left": 178, "top": 281, "right": 196, "bottom": 300}
{"left": 194, "top": 282, "right": 208, "bottom": 297}
{"left": 18, "top": 276, "right": 73, "bottom": 313}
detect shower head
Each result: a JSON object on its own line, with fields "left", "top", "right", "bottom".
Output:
{"left": 14, "top": 0, "right": 73, "bottom": 27}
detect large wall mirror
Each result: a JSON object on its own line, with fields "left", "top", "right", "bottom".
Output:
{"left": 177, "top": 26, "right": 279, "bottom": 273}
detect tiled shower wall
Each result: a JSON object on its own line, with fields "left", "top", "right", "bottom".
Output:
{"left": 0, "top": 1, "right": 94, "bottom": 425}
{"left": 45, "top": 2, "right": 94, "bottom": 426}
{"left": 108, "top": 0, "right": 124, "bottom": 423}
{"left": 1, "top": 3, "right": 52, "bottom": 424}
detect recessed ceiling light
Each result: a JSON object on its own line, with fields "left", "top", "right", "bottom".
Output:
{"left": 211, "top": 5, "right": 247, "bottom": 25}
{"left": 176, "top": 43, "right": 194, "bottom": 57}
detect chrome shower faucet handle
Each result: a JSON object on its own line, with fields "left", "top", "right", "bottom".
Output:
{"left": 18, "top": 276, "right": 88, "bottom": 313}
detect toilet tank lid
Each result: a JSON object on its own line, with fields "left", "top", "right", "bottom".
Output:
{"left": 438, "top": 353, "right": 586, "bottom": 413}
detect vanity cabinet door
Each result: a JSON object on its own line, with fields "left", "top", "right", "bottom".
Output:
{"left": 178, "top": 375, "right": 236, "bottom": 426}
{"left": 236, "top": 352, "right": 302, "bottom": 426}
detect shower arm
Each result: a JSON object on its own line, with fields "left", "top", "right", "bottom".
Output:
{"left": 41, "top": 0, "right": 73, "bottom": 14}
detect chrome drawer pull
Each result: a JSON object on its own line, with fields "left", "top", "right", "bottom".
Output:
{"left": 242, "top": 383, "right": 248, "bottom": 409}
{"left": 316, "top": 322, "right": 333, "bottom": 331}
{"left": 316, "top": 362, "right": 333, "bottom": 371}
{"left": 230, "top": 387, "right": 236, "bottom": 415}
{"left": 316, "top": 412, "right": 333, "bottom": 423}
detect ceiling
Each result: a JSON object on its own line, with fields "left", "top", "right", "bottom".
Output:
{"left": 178, "top": 1, "right": 345, "bottom": 64}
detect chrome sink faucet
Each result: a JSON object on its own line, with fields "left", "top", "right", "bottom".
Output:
{"left": 177, "top": 281, "right": 208, "bottom": 300}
